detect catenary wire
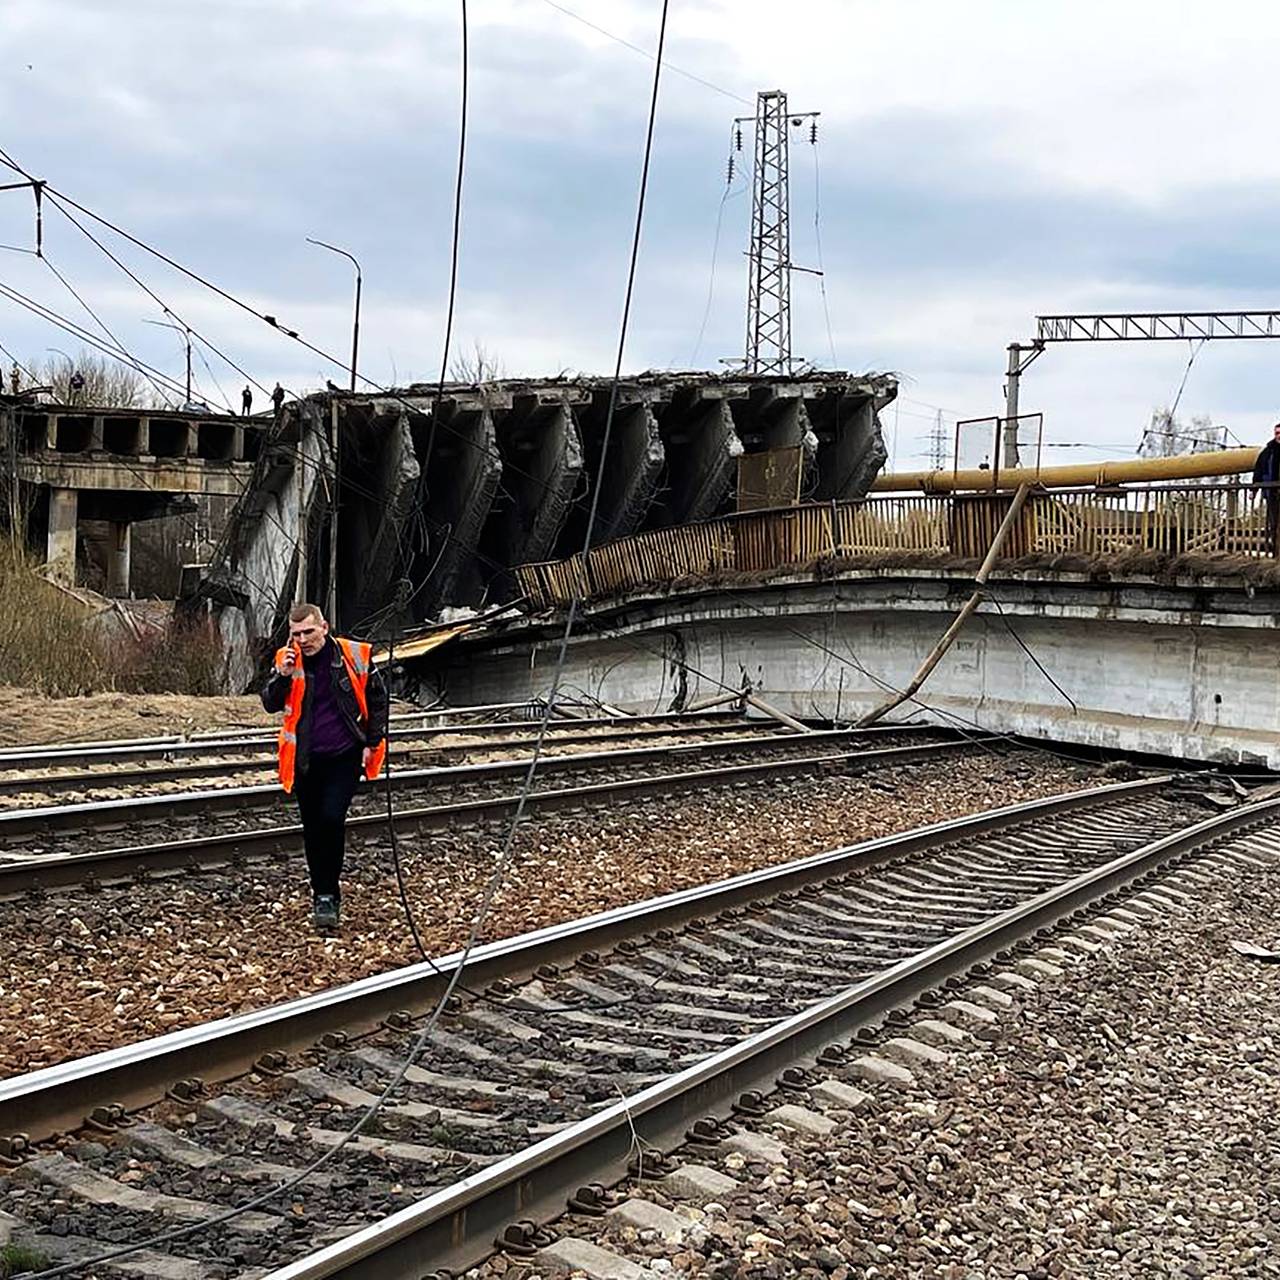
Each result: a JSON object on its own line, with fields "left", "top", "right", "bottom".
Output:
{"left": 0, "top": 278, "right": 192, "bottom": 402}
{"left": 538, "top": 0, "right": 748, "bottom": 105}
{"left": 39, "top": 251, "right": 177, "bottom": 407}
{"left": 0, "top": 146, "right": 676, "bottom": 519}
{"left": 38, "top": 186, "right": 275, "bottom": 401}
{"left": 0, "top": 338, "right": 36, "bottom": 383}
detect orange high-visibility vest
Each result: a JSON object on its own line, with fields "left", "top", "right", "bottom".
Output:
{"left": 274, "top": 637, "right": 387, "bottom": 793}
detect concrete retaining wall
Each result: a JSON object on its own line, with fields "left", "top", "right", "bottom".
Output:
{"left": 438, "top": 570, "right": 1280, "bottom": 768}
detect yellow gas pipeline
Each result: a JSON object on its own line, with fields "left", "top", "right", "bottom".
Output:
{"left": 872, "top": 447, "right": 1261, "bottom": 493}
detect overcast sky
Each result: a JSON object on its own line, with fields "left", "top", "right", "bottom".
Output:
{"left": 3, "top": 0, "right": 1280, "bottom": 468}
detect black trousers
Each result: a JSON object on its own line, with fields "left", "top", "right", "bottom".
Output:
{"left": 294, "top": 748, "right": 363, "bottom": 897}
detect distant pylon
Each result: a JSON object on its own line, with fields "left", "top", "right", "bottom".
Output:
{"left": 735, "top": 90, "right": 819, "bottom": 375}
{"left": 929, "top": 409, "right": 948, "bottom": 470}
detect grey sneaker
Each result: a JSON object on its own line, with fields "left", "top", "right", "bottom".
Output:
{"left": 313, "top": 894, "right": 340, "bottom": 932}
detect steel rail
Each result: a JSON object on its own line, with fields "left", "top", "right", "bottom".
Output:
{"left": 260, "top": 786, "right": 1278, "bottom": 1280}
{"left": 0, "top": 709, "right": 749, "bottom": 770}
{"left": 0, "top": 773, "right": 1161, "bottom": 1144}
{"left": 0, "top": 726, "right": 949, "bottom": 837}
{"left": 0, "top": 739, "right": 977, "bottom": 894}
{"left": 0, "top": 701, "right": 621, "bottom": 759}
{"left": 0, "top": 718, "right": 791, "bottom": 797}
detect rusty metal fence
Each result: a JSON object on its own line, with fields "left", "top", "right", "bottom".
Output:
{"left": 514, "top": 483, "right": 1277, "bottom": 610}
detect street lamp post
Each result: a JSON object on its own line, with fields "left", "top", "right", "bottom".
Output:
{"left": 305, "top": 238, "right": 361, "bottom": 392}
{"left": 45, "top": 348, "right": 76, "bottom": 403}
{"left": 144, "top": 320, "right": 192, "bottom": 404}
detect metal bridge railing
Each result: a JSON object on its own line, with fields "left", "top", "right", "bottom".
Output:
{"left": 513, "top": 483, "right": 1276, "bottom": 611}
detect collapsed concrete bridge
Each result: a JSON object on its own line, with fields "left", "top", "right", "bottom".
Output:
{"left": 191, "top": 370, "right": 897, "bottom": 688}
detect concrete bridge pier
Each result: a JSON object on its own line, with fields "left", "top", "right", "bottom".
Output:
{"left": 45, "top": 488, "right": 77, "bottom": 587}
{"left": 106, "top": 521, "right": 131, "bottom": 598}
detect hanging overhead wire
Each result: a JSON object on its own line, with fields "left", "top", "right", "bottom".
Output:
{"left": 687, "top": 123, "right": 746, "bottom": 368}
{"left": 807, "top": 123, "right": 838, "bottom": 369}
{"left": 35, "top": 181, "right": 275, "bottom": 400}
{"left": 1169, "top": 336, "right": 1207, "bottom": 421}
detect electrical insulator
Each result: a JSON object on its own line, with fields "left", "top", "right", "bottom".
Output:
{"left": 734, "top": 125, "right": 743, "bottom": 151}
{"left": 726, "top": 155, "right": 735, "bottom": 185}
{"left": 809, "top": 121, "right": 818, "bottom": 144}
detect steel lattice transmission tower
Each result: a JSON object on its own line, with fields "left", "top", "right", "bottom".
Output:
{"left": 735, "top": 90, "right": 819, "bottom": 374}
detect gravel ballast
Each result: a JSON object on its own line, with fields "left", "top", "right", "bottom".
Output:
{"left": 512, "top": 835, "right": 1280, "bottom": 1280}
{"left": 0, "top": 753, "right": 1101, "bottom": 1077}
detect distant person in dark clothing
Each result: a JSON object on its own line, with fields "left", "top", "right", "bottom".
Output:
{"left": 1253, "top": 423, "right": 1280, "bottom": 554}
{"left": 68, "top": 371, "right": 85, "bottom": 404}
{"left": 241, "top": 385, "right": 253, "bottom": 416}
{"left": 271, "top": 382, "right": 286, "bottom": 420}
{"left": 261, "top": 602, "right": 388, "bottom": 932}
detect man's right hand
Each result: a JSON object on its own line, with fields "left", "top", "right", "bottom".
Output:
{"left": 275, "top": 647, "right": 298, "bottom": 677}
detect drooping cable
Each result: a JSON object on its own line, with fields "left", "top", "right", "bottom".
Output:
{"left": 1169, "top": 337, "right": 1206, "bottom": 422}
{"left": 388, "top": 0, "right": 673, "bottom": 974}
{"left": 687, "top": 124, "right": 745, "bottom": 368}
{"left": 39, "top": 186, "right": 274, "bottom": 400}
{"left": 406, "top": 0, "right": 471, "bottom": 615}
{"left": 987, "top": 591, "right": 1078, "bottom": 712}
{"left": 809, "top": 135, "right": 838, "bottom": 369}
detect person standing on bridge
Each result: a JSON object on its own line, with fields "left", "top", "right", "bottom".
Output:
{"left": 1253, "top": 423, "right": 1280, "bottom": 554}
{"left": 271, "top": 382, "right": 286, "bottom": 420}
{"left": 261, "top": 602, "right": 388, "bottom": 932}
{"left": 241, "top": 385, "right": 253, "bottom": 416}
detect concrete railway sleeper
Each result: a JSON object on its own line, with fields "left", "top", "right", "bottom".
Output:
{"left": 0, "top": 776, "right": 1258, "bottom": 1278}
{"left": 0, "top": 738, "right": 977, "bottom": 894}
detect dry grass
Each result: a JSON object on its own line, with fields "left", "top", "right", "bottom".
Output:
{"left": 0, "top": 543, "right": 224, "bottom": 698}
{"left": 0, "top": 543, "right": 109, "bottom": 696}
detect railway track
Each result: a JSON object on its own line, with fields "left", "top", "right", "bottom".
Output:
{"left": 0, "top": 732, "right": 967, "bottom": 890}
{"left": 0, "top": 732, "right": 972, "bottom": 893}
{"left": 0, "top": 711, "right": 778, "bottom": 798}
{"left": 0, "top": 773, "right": 1266, "bottom": 1278}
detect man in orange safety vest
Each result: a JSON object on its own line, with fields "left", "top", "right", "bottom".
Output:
{"left": 261, "top": 602, "right": 388, "bottom": 932}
